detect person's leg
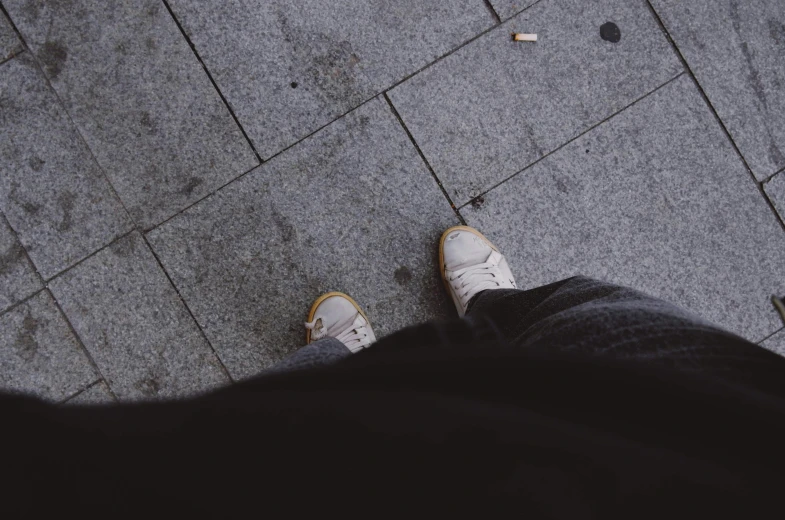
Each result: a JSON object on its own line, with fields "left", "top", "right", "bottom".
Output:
{"left": 267, "top": 291, "right": 376, "bottom": 373}
{"left": 438, "top": 226, "right": 783, "bottom": 389}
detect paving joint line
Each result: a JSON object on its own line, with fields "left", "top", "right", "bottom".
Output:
{"left": 761, "top": 166, "right": 785, "bottom": 185}
{"left": 482, "top": 0, "right": 501, "bottom": 24}
{"left": 458, "top": 71, "right": 686, "bottom": 210}
{"left": 10, "top": 37, "right": 139, "bottom": 231}
{"left": 756, "top": 325, "right": 784, "bottom": 346}
{"left": 161, "top": 0, "right": 263, "bottom": 164}
{"left": 58, "top": 378, "right": 106, "bottom": 405}
{"left": 47, "top": 287, "right": 120, "bottom": 401}
{"left": 499, "top": 0, "right": 547, "bottom": 23}
{"left": 0, "top": 2, "right": 27, "bottom": 46}
{"left": 144, "top": 0, "right": 553, "bottom": 233}
{"left": 144, "top": 161, "right": 261, "bottom": 232}
{"left": 140, "top": 234, "right": 236, "bottom": 383}
{"left": 43, "top": 229, "right": 136, "bottom": 284}
{"left": 383, "top": 93, "right": 466, "bottom": 225}
{"left": 0, "top": 287, "right": 45, "bottom": 318}
{"left": 644, "top": 1, "right": 785, "bottom": 232}
{"left": 0, "top": 210, "right": 46, "bottom": 289}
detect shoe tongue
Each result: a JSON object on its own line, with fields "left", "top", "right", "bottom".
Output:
{"left": 445, "top": 233, "right": 492, "bottom": 270}
{"left": 329, "top": 312, "right": 360, "bottom": 336}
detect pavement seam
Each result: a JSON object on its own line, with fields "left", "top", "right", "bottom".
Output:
{"left": 383, "top": 93, "right": 466, "bottom": 226}
{"left": 761, "top": 166, "right": 785, "bottom": 185}
{"left": 144, "top": 0, "right": 550, "bottom": 235}
{"left": 161, "top": 0, "right": 263, "bottom": 165}
{"left": 497, "top": 0, "right": 547, "bottom": 23}
{"left": 0, "top": 210, "right": 46, "bottom": 295}
{"left": 757, "top": 326, "right": 784, "bottom": 346}
{"left": 482, "top": 0, "right": 502, "bottom": 24}
{"left": 58, "top": 378, "right": 107, "bottom": 405}
{"left": 644, "top": 0, "right": 785, "bottom": 233}
{"left": 458, "top": 71, "right": 686, "bottom": 210}
{"left": 140, "top": 234, "right": 236, "bottom": 384}
{"left": 47, "top": 287, "right": 120, "bottom": 402}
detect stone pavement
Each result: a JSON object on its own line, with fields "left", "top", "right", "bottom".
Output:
{"left": 1, "top": 0, "right": 783, "bottom": 403}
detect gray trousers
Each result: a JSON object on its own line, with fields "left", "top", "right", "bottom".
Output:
{"left": 270, "top": 276, "right": 777, "bottom": 386}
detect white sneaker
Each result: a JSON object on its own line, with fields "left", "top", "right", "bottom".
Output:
{"left": 439, "top": 226, "right": 517, "bottom": 316}
{"left": 304, "top": 292, "right": 376, "bottom": 353}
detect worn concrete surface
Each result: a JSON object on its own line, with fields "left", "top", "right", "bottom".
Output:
{"left": 166, "top": 0, "right": 494, "bottom": 158}
{"left": 650, "top": 0, "right": 785, "bottom": 180}
{"left": 1, "top": 0, "right": 784, "bottom": 400}
{"left": 0, "top": 54, "right": 132, "bottom": 279}
{"left": 49, "top": 232, "right": 229, "bottom": 400}
{"left": 0, "top": 290, "right": 96, "bottom": 400}
{"left": 389, "top": 0, "right": 681, "bottom": 205}
{"left": 463, "top": 75, "right": 785, "bottom": 342}
{"left": 4, "top": 0, "right": 258, "bottom": 228}
{"left": 148, "top": 97, "right": 458, "bottom": 379}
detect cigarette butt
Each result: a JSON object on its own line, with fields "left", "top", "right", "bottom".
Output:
{"left": 513, "top": 33, "right": 537, "bottom": 42}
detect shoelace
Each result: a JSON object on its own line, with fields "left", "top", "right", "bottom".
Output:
{"left": 305, "top": 315, "right": 371, "bottom": 351}
{"left": 449, "top": 261, "right": 507, "bottom": 307}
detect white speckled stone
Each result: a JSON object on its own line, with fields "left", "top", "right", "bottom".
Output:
{"left": 0, "top": 54, "right": 132, "bottom": 279}
{"left": 650, "top": 0, "right": 785, "bottom": 180}
{"left": 4, "top": 0, "right": 258, "bottom": 228}
{"left": 148, "top": 98, "right": 459, "bottom": 380}
{"left": 166, "top": 0, "right": 494, "bottom": 158}
{"left": 389, "top": 0, "right": 682, "bottom": 205}
{"left": 462, "top": 75, "right": 785, "bottom": 342}
{"left": 49, "top": 232, "right": 230, "bottom": 401}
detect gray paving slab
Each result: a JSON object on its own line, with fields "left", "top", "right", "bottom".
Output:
{"left": 388, "top": 0, "right": 682, "bottom": 206}
{"left": 0, "top": 290, "right": 96, "bottom": 401}
{"left": 64, "top": 380, "right": 116, "bottom": 405}
{"left": 0, "top": 216, "right": 41, "bottom": 313}
{"left": 148, "top": 97, "right": 459, "bottom": 379}
{"left": 4, "top": 0, "right": 258, "bottom": 228}
{"left": 0, "top": 10, "right": 22, "bottom": 64}
{"left": 761, "top": 328, "right": 785, "bottom": 357}
{"left": 0, "top": 54, "right": 132, "bottom": 280}
{"left": 650, "top": 0, "right": 785, "bottom": 180}
{"left": 49, "top": 232, "right": 230, "bottom": 401}
{"left": 462, "top": 75, "right": 785, "bottom": 342}
{"left": 488, "top": 0, "right": 539, "bottom": 21}
{"left": 763, "top": 170, "right": 785, "bottom": 224}
{"left": 165, "top": 0, "right": 494, "bottom": 159}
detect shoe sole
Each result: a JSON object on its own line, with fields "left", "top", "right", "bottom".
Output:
{"left": 438, "top": 225, "right": 500, "bottom": 315}
{"left": 305, "top": 291, "right": 371, "bottom": 344}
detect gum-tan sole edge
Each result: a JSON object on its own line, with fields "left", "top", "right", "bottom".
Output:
{"left": 305, "top": 291, "right": 370, "bottom": 344}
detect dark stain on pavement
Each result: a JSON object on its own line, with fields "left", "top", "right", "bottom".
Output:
{"left": 394, "top": 266, "right": 412, "bottom": 286}
{"left": 28, "top": 156, "right": 45, "bottom": 171}
{"left": 39, "top": 41, "right": 68, "bottom": 79}
{"left": 180, "top": 176, "right": 203, "bottom": 197}
{"left": 15, "top": 313, "right": 39, "bottom": 361}
{"left": 58, "top": 191, "right": 76, "bottom": 232}
{"left": 0, "top": 241, "right": 25, "bottom": 276}
{"left": 600, "top": 22, "right": 621, "bottom": 43}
